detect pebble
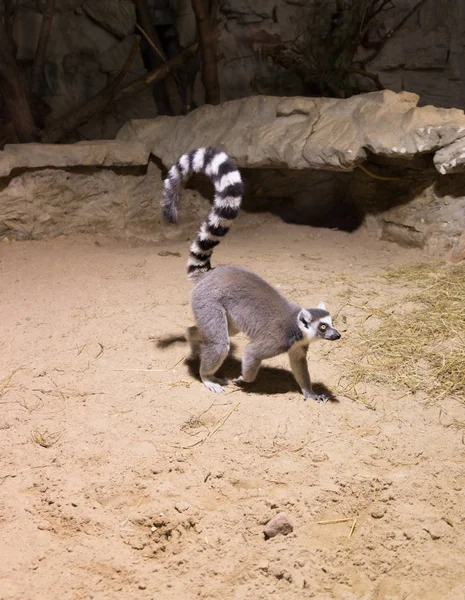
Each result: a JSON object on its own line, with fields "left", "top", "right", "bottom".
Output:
{"left": 371, "top": 506, "right": 386, "bottom": 519}
{"left": 264, "top": 512, "right": 294, "bottom": 539}
{"left": 424, "top": 524, "right": 446, "bottom": 540}
{"left": 174, "top": 501, "right": 190, "bottom": 513}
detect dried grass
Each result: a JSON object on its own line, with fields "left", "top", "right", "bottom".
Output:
{"left": 31, "top": 429, "right": 61, "bottom": 448}
{"left": 340, "top": 264, "right": 465, "bottom": 405}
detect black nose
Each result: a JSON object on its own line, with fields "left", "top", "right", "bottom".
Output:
{"left": 331, "top": 331, "right": 341, "bottom": 340}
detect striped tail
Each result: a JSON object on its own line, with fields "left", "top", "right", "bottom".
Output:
{"left": 161, "top": 147, "right": 244, "bottom": 279}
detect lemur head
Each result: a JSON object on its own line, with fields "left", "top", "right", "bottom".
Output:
{"left": 298, "top": 302, "right": 341, "bottom": 342}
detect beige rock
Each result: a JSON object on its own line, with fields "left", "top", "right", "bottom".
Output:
{"left": 263, "top": 512, "right": 294, "bottom": 539}
{"left": 117, "top": 91, "right": 465, "bottom": 172}
{"left": 0, "top": 141, "right": 149, "bottom": 177}
{"left": 434, "top": 137, "right": 465, "bottom": 174}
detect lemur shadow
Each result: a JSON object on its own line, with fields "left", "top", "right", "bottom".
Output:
{"left": 155, "top": 334, "right": 339, "bottom": 402}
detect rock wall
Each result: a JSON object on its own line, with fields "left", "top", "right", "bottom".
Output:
{"left": 1, "top": 92, "right": 465, "bottom": 263}
{"left": 3, "top": 0, "right": 465, "bottom": 141}
{"left": 4, "top": 0, "right": 158, "bottom": 140}
{"left": 0, "top": 141, "right": 207, "bottom": 241}
{"left": 215, "top": 0, "right": 465, "bottom": 110}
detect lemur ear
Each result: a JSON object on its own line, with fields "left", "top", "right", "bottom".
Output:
{"left": 317, "top": 301, "right": 326, "bottom": 310}
{"left": 298, "top": 309, "right": 311, "bottom": 328}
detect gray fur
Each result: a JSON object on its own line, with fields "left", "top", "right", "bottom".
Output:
{"left": 188, "top": 265, "right": 341, "bottom": 401}
{"left": 162, "top": 148, "right": 341, "bottom": 401}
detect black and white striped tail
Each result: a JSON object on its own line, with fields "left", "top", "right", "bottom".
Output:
{"left": 161, "top": 147, "right": 244, "bottom": 279}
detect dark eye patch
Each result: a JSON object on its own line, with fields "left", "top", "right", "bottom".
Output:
{"left": 319, "top": 323, "right": 328, "bottom": 331}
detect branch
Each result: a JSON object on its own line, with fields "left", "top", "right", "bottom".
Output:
{"left": 348, "top": 67, "right": 383, "bottom": 90}
{"left": 360, "top": 0, "right": 394, "bottom": 39}
{"left": 117, "top": 42, "right": 199, "bottom": 100}
{"left": 41, "top": 41, "right": 198, "bottom": 143}
{"left": 191, "top": 0, "right": 220, "bottom": 104}
{"left": 31, "top": 0, "right": 55, "bottom": 97}
{"left": 362, "top": 0, "right": 429, "bottom": 66}
{"left": 41, "top": 36, "right": 141, "bottom": 143}
{"left": 133, "top": 0, "right": 183, "bottom": 115}
{"left": 0, "top": 15, "right": 38, "bottom": 141}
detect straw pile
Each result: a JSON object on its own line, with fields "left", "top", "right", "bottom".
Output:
{"left": 341, "top": 264, "right": 465, "bottom": 405}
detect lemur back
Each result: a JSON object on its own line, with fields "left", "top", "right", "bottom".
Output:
{"left": 192, "top": 265, "right": 302, "bottom": 356}
{"left": 161, "top": 148, "right": 341, "bottom": 402}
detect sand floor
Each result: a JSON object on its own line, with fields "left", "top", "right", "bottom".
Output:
{"left": 1, "top": 213, "right": 465, "bottom": 600}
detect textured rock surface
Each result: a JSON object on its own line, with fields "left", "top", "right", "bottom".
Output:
{"left": 116, "top": 91, "right": 465, "bottom": 256}
{"left": 117, "top": 91, "right": 465, "bottom": 173}
{"left": 434, "top": 138, "right": 465, "bottom": 175}
{"left": 1, "top": 91, "right": 465, "bottom": 258}
{"left": 82, "top": 0, "right": 136, "bottom": 39}
{"left": 214, "top": 0, "right": 465, "bottom": 111}
{"left": 5, "top": 0, "right": 465, "bottom": 141}
{"left": 0, "top": 141, "right": 150, "bottom": 177}
{"left": 0, "top": 140, "right": 210, "bottom": 240}
{"left": 10, "top": 0, "right": 155, "bottom": 139}
{"left": 0, "top": 163, "right": 162, "bottom": 240}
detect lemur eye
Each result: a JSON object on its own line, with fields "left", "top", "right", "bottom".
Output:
{"left": 320, "top": 324, "right": 327, "bottom": 331}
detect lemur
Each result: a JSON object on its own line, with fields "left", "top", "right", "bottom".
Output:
{"left": 161, "top": 147, "right": 341, "bottom": 402}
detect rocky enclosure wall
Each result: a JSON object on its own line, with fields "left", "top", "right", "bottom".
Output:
{"left": 217, "top": 0, "right": 465, "bottom": 110}
{"left": 1, "top": 91, "right": 465, "bottom": 263}
{"left": 2, "top": 0, "right": 465, "bottom": 140}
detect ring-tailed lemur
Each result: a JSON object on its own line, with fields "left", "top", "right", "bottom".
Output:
{"left": 162, "top": 147, "right": 341, "bottom": 402}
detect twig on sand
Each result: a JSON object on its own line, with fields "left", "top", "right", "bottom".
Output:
{"left": 178, "top": 401, "right": 241, "bottom": 449}
{"left": 317, "top": 517, "right": 353, "bottom": 525}
{"left": 348, "top": 516, "right": 358, "bottom": 539}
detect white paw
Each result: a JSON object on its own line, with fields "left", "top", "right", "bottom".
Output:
{"left": 202, "top": 379, "right": 225, "bottom": 393}
{"left": 304, "top": 391, "right": 329, "bottom": 403}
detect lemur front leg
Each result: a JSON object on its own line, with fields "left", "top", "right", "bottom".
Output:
{"left": 288, "top": 345, "right": 328, "bottom": 403}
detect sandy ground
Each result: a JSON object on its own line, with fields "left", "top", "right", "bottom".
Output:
{"left": 1, "top": 212, "right": 465, "bottom": 600}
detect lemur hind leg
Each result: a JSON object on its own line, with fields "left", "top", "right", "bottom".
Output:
{"left": 196, "top": 309, "right": 230, "bottom": 393}
{"left": 186, "top": 326, "right": 201, "bottom": 359}
{"left": 234, "top": 342, "right": 264, "bottom": 384}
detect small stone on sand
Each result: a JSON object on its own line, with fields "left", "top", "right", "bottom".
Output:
{"left": 264, "top": 512, "right": 294, "bottom": 539}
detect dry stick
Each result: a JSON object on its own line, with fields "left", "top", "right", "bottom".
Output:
{"left": 135, "top": 23, "right": 181, "bottom": 86}
{"left": 317, "top": 517, "right": 353, "bottom": 525}
{"left": 348, "top": 516, "right": 358, "bottom": 540}
{"left": 191, "top": 0, "right": 221, "bottom": 104}
{"left": 116, "top": 42, "right": 199, "bottom": 101}
{"left": 348, "top": 67, "right": 383, "bottom": 90}
{"left": 41, "top": 36, "right": 141, "bottom": 143}
{"left": 31, "top": 0, "right": 55, "bottom": 96}
{"left": 360, "top": 0, "right": 394, "bottom": 40}
{"left": 362, "top": 0, "right": 429, "bottom": 67}
{"left": 133, "top": 0, "right": 183, "bottom": 115}
{"left": 120, "top": 494, "right": 147, "bottom": 528}
{"left": 357, "top": 163, "right": 402, "bottom": 181}
{"left": 180, "top": 401, "right": 241, "bottom": 449}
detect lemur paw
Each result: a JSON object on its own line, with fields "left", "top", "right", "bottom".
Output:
{"left": 202, "top": 376, "right": 228, "bottom": 393}
{"left": 304, "top": 391, "right": 329, "bottom": 404}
